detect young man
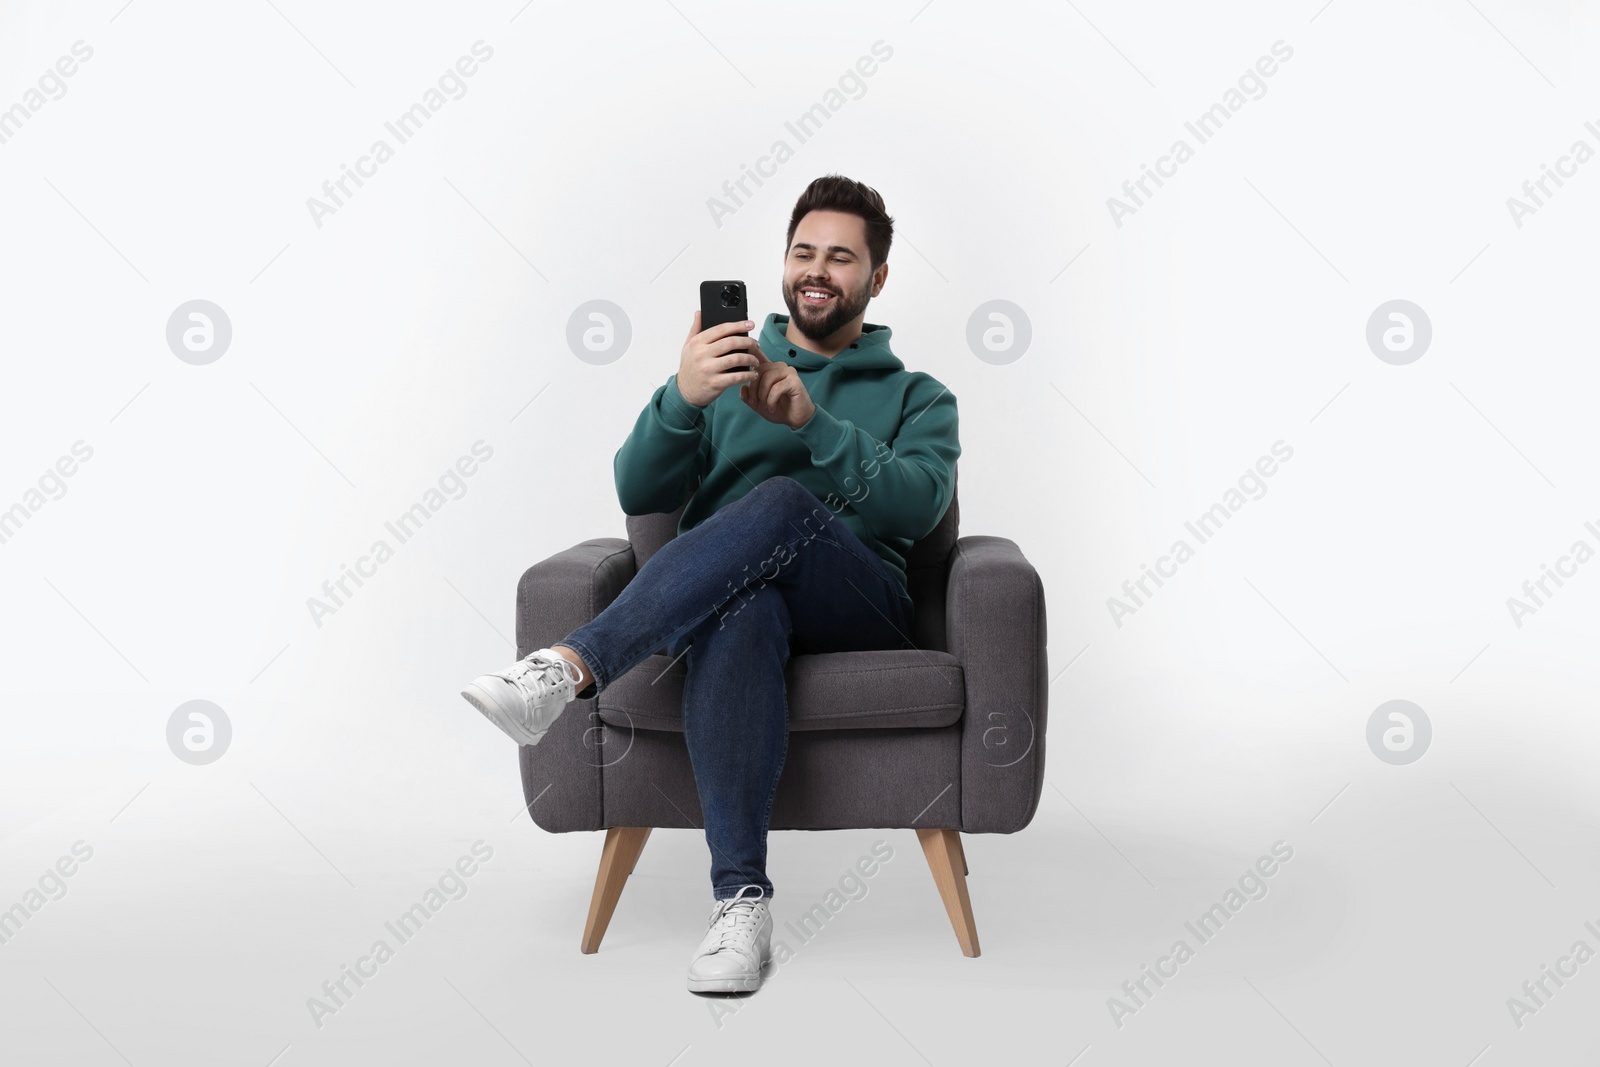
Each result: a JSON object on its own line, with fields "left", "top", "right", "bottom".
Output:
{"left": 462, "top": 174, "right": 960, "bottom": 994}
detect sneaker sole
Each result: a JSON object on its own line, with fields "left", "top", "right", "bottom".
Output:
{"left": 461, "top": 683, "right": 543, "bottom": 746}
{"left": 687, "top": 972, "right": 764, "bottom": 994}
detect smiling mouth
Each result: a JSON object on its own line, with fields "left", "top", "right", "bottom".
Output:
{"left": 799, "top": 287, "right": 835, "bottom": 307}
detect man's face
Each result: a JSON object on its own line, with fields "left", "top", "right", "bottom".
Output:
{"left": 782, "top": 210, "right": 885, "bottom": 345}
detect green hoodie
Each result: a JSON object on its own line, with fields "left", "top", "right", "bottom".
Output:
{"left": 614, "top": 312, "right": 960, "bottom": 594}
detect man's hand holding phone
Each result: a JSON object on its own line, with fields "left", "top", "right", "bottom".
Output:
{"left": 739, "top": 345, "right": 816, "bottom": 430}
{"left": 677, "top": 310, "right": 762, "bottom": 409}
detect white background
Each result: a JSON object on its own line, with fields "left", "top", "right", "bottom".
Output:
{"left": 2, "top": 0, "right": 1598, "bottom": 1063}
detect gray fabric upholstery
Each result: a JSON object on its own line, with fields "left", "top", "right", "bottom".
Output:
{"left": 600, "top": 723, "right": 964, "bottom": 831}
{"left": 517, "top": 467, "right": 1049, "bottom": 835}
{"left": 947, "top": 535, "right": 1049, "bottom": 833}
{"left": 515, "top": 538, "right": 635, "bottom": 833}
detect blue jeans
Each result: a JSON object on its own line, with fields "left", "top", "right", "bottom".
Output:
{"left": 557, "top": 476, "right": 917, "bottom": 901}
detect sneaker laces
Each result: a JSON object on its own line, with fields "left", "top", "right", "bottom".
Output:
{"left": 503, "top": 650, "right": 582, "bottom": 707}
{"left": 706, "top": 886, "right": 766, "bottom": 953}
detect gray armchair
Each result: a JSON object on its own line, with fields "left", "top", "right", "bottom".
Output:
{"left": 515, "top": 468, "right": 1048, "bottom": 956}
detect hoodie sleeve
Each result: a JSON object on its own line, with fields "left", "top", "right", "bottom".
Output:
{"left": 791, "top": 372, "right": 959, "bottom": 542}
{"left": 614, "top": 373, "right": 712, "bottom": 515}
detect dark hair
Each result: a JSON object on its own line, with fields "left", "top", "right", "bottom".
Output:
{"left": 786, "top": 174, "right": 894, "bottom": 271}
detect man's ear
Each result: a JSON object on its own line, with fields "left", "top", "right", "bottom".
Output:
{"left": 871, "top": 260, "right": 889, "bottom": 297}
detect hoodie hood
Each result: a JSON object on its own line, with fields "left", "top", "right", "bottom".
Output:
{"left": 758, "top": 313, "right": 904, "bottom": 372}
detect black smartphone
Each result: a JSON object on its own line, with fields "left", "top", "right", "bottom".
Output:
{"left": 700, "top": 279, "right": 754, "bottom": 373}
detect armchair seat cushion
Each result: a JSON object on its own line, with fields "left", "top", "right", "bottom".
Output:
{"left": 597, "top": 648, "right": 965, "bottom": 733}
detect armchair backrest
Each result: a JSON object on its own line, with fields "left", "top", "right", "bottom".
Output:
{"left": 625, "top": 467, "right": 960, "bottom": 651}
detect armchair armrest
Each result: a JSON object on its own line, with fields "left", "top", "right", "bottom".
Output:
{"left": 946, "top": 535, "right": 1048, "bottom": 834}
{"left": 516, "top": 537, "right": 636, "bottom": 833}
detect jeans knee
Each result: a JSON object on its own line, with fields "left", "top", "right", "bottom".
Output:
{"left": 747, "top": 476, "right": 830, "bottom": 528}
{"left": 703, "top": 581, "right": 790, "bottom": 645}
{"left": 752, "top": 475, "right": 808, "bottom": 506}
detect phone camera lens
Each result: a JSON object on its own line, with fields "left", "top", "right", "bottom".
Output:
{"left": 720, "top": 284, "right": 740, "bottom": 307}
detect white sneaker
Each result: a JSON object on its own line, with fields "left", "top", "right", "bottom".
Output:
{"left": 687, "top": 885, "right": 773, "bottom": 994}
{"left": 460, "top": 648, "right": 584, "bottom": 746}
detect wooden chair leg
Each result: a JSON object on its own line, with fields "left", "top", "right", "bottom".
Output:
{"left": 952, "top": 833, "right": 968, "bottom": 876}
{"left": 627, "top": 829, "right": 649, "bottom": 875}
{"left": 916, "top": 828, "right": 980, "bottom": 957}
{"left": 581, "top": 827, "right": 652, "bottom": 954}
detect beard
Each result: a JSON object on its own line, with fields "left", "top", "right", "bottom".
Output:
{"left": 782, "top": 274, "right": 871, "bottom": 346}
